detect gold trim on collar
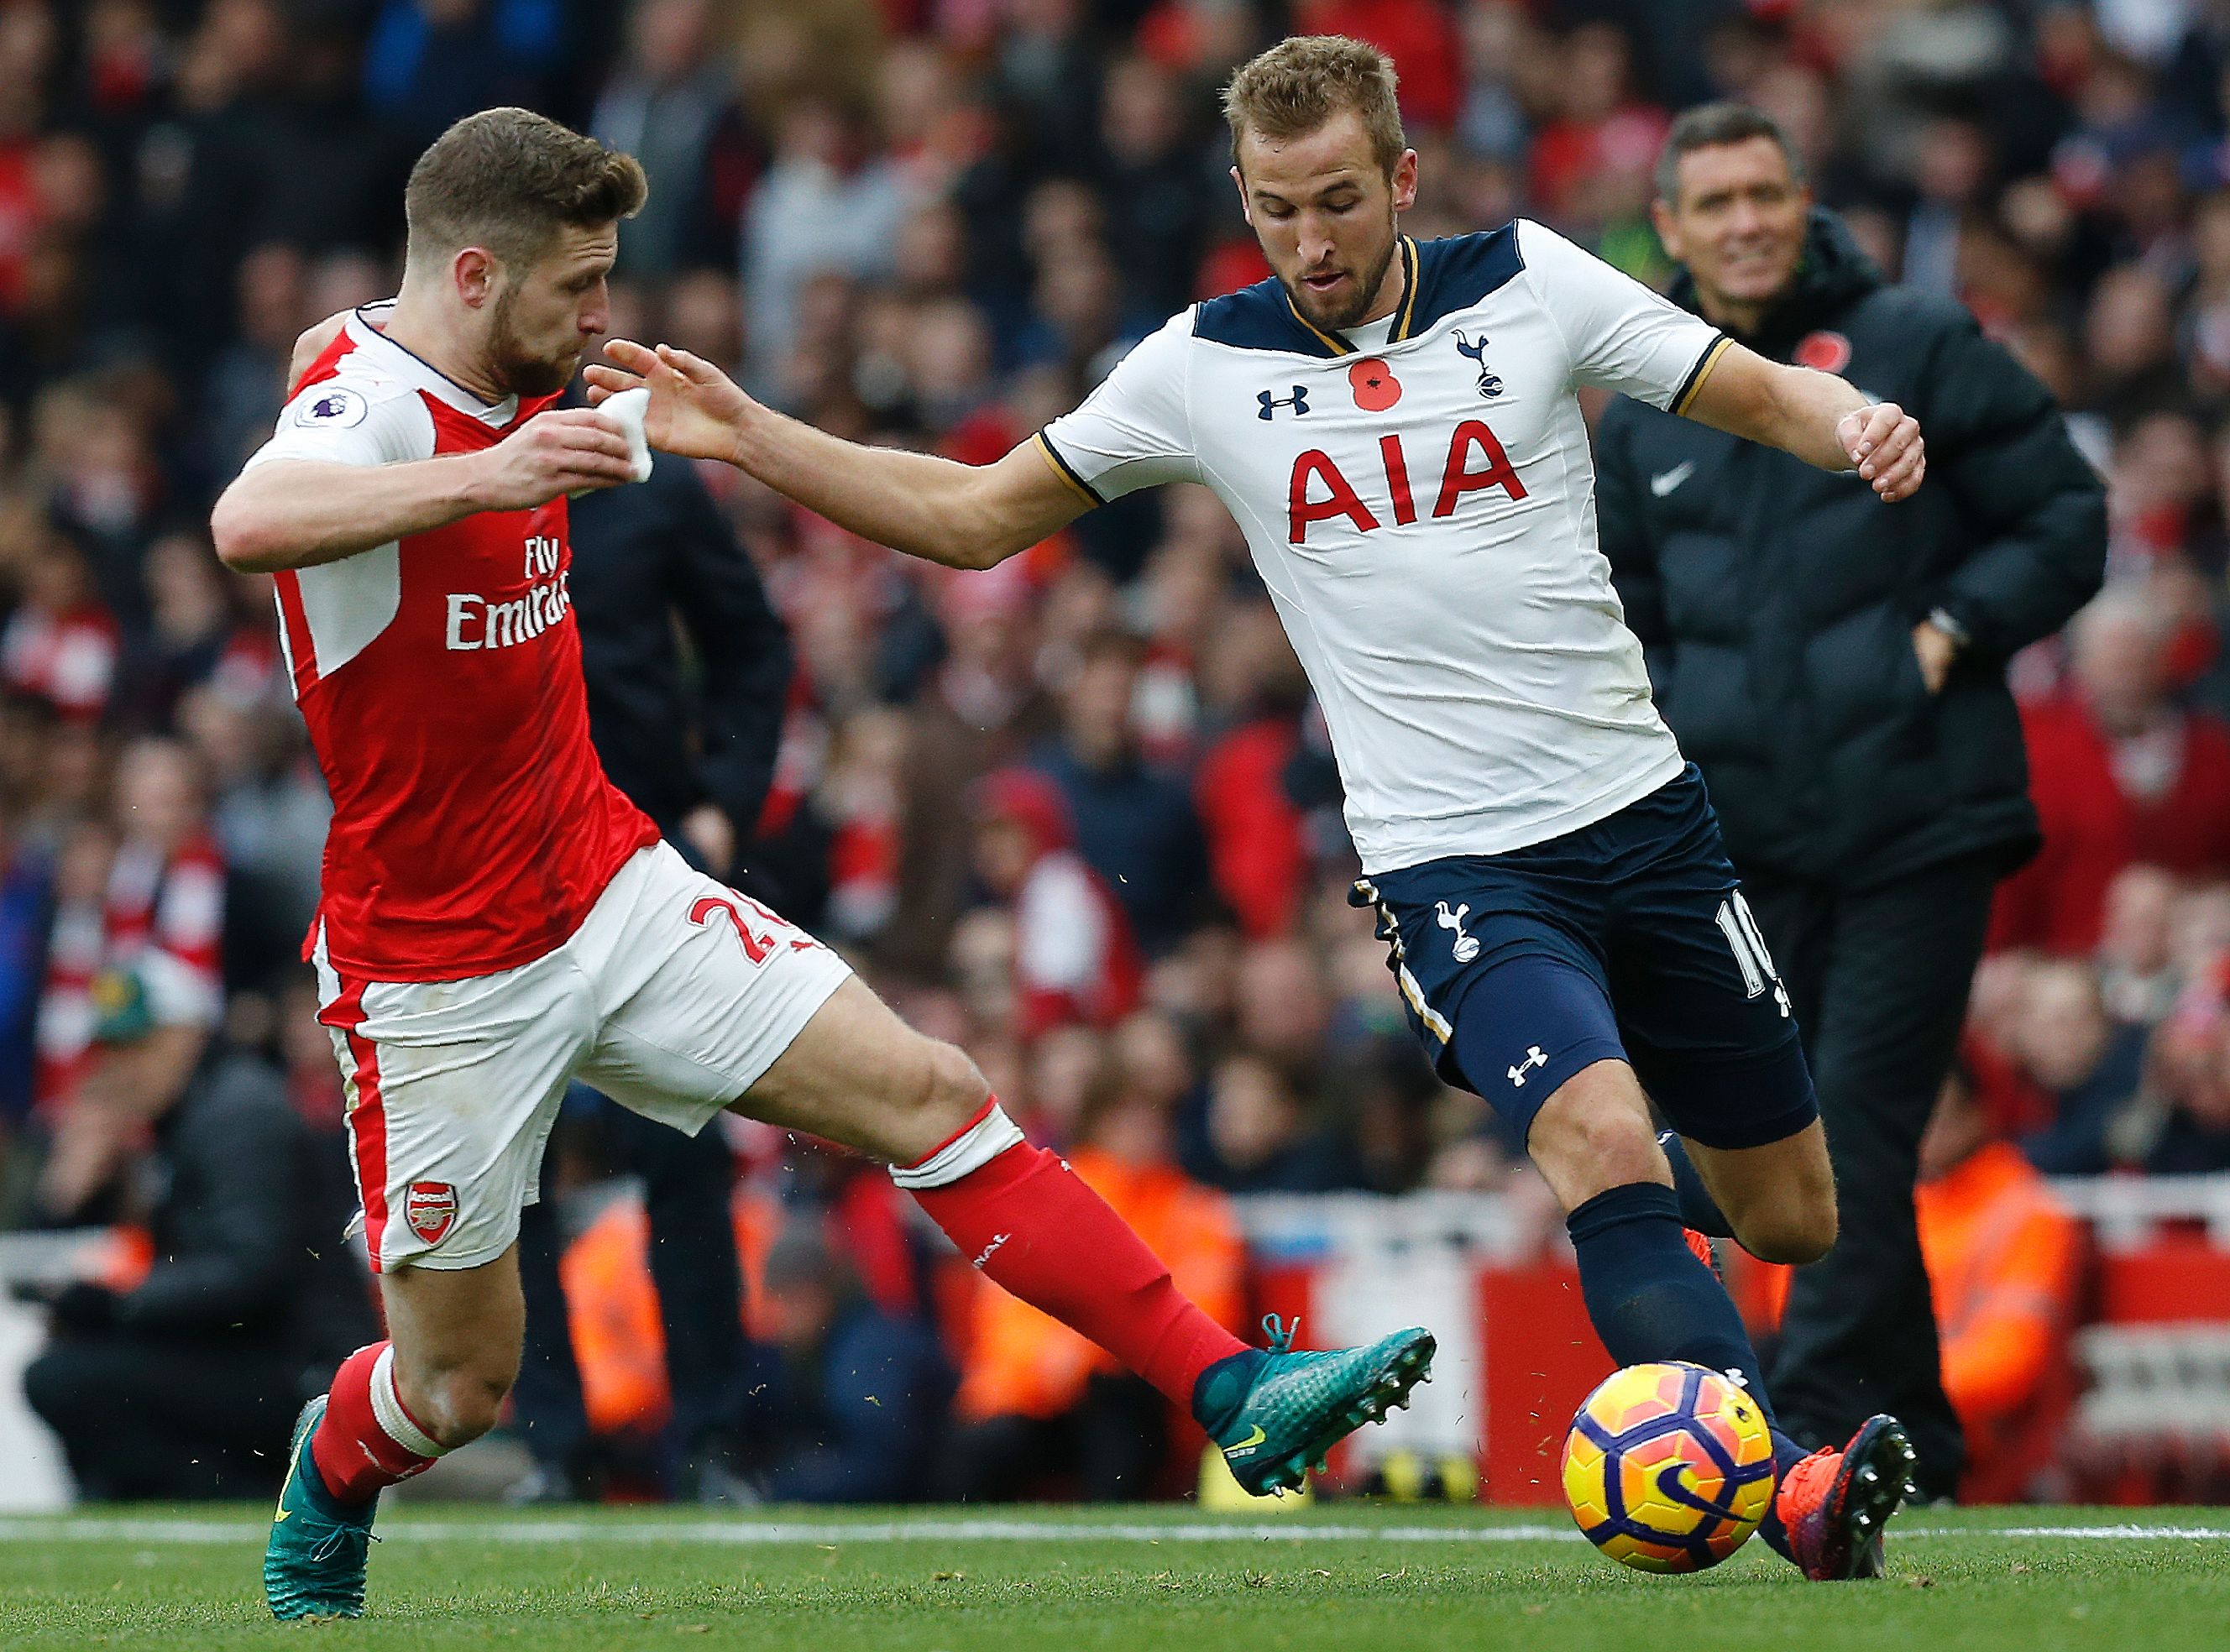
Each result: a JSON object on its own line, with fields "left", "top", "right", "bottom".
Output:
{"left": 1393, "top": 237, "right": 1421, "bottom": 342}
{"left": 1284, "top": 293, "right": 1354, "bottom": 356}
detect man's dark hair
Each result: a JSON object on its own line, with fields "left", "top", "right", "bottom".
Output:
{"left": 404, "top": 107, "right": 646, "bottom": 269}
{"left": 1653, "top": 102, "right": 1805, "bottom": 206}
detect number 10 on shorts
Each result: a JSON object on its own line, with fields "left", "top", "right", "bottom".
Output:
{"left": 1715, "top": 893, "right": 1791, "bottom": 1018}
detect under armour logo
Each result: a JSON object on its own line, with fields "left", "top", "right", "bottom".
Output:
{"left": 1453, "top": 332, "right": 1504, "bottom": 400}
{"left": 1258, "top": 385, "right": 1310, "bottom": 420}
{"left": 1435, "top": 900, "right": 1480, "bottom": 963}
{"left": 973, "top": 1232, "right": 1012, "bottom": 1269}
{"left": 1508, "top": 1045, "right": 1547, "bottom": 1087}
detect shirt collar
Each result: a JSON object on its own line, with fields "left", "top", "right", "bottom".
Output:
{"left": 345, "top": 302, "right": 520, "bottom": 426}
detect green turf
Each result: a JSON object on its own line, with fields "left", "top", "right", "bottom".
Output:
{"left": 0, "top": 1503, "right": 2218, "bottom": 1650}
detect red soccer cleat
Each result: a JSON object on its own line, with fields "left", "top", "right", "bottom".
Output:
{"left": 1774, "top": 1414, "right": 1919, "bottom": 1581}
{"left": 1682, "top": 1227, "right": 1720, "bottom": 1278}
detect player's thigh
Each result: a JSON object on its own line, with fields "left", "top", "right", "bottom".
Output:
{"left": 733, "top": 975, "right": 990, "bottom": 1166}
{"left": 315, "top": 949, "right": 589, "bottom": 1276}
{"left": 575, "top": 844, "right": 979, "bottom": 1164}
{"left": 1436, "top": 944, "right": 1658, "bottom": 1200}
{"left": 1351, "top": 858, "right": 1611, "bottom": 1132}
{"left": 1606, "top": 805, "right": 1820, "bottom": 1158}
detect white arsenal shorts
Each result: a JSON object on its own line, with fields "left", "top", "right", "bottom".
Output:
{"left": 313, "top": 840, "right": 851, "bottom": 1271}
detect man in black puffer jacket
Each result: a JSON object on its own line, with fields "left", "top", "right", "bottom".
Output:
{"left": 1596, "top": 105, "right": 2105, "bottom": 1500}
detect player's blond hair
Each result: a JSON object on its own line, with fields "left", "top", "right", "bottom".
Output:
{"left": 1222, "top": 36, "right": 1406, "bottom": 178}
{"left": 404, "top": 107, "right": 646, "bottom": 269}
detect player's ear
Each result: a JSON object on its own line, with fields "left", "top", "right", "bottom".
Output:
{"left": 1390, "top": 149, "right": 1419, "bottom": 214}
{"left": 452, "top": 246, "right": 500, "bottom": 311}
{"left": 1228, "top": 164, "right": 1253, "bottom": 226}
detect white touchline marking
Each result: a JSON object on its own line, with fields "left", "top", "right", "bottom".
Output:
{"left": 0, "top": 1518, "right": 2225, "bottom": 1546}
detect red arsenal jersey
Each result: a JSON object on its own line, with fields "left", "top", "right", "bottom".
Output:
{"left": 244, "top": 306, "right": 657, "bottom": 980}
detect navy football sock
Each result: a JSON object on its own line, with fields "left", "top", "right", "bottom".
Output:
{"left": 1655, "top": 1130, "right": 1736, "bottom": 1239}
{"left": 1567, "top": 1181, "right": 1808, "bottom": 1561}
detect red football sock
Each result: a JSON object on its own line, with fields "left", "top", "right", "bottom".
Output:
{"left": 308, "top": 1341, "right": 445, "bottom": 1505}
{"left": 898, "top": 1102, "right": 1248, "bottom": 1408}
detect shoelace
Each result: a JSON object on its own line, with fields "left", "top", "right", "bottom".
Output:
{"left": 306, "top": 1524, "right": 377, "bottom": 1565}
{"left": 1259, "top": 1312, "right": 1299, "bottom": 1356}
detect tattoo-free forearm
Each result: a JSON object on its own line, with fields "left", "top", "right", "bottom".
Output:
{"left": 211, "top": 455, "right": 489, "bottom": 572}
{"left": 1761, "top": 365, "right": 1873, "bottom": 472}
{"left": 1684, "top": 346, "right": 1871, "bottom": 473}
{"left": 727, "top": 405, "right": 1020, "bottom": 570}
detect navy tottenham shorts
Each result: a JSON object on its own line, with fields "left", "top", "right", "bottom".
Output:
{"left": 1350, "top": 764, "right": 1818, "bottom": 1153}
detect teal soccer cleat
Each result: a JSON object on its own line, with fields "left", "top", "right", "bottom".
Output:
{"left": 264, "top": 1396, "right": 376, "bottom": 1620}
{"left": 1196, "top": 1315, "right": 1437, "bottom": 1497}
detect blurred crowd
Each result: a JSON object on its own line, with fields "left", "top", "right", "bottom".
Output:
{"left": 11, "top": 0, "right": 2230, "bottom": 1493}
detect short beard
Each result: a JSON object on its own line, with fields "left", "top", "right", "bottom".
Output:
{"left": 1282, "top": 217, "right": 1401, "bottom": 332}
{"left": 487, "top": 286, "right": 578, "bottom": 400}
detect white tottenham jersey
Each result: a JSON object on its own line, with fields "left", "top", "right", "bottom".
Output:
{"left": 1039, "top": 219, "right": 1729, "bottom": 874}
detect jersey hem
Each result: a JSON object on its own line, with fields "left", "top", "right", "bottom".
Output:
{"left": 1354, "top": 747, "right": 1688, "bottom": 876}
{"left": 312, "top": 822, "right": 661, "bottom": 985}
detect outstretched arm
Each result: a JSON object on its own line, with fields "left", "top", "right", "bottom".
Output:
{"left": 586, "top": 340, "right": 1087, "bottom": 570}
{"left": 1680, "top": 342, "right": 1926, "bottom": 501}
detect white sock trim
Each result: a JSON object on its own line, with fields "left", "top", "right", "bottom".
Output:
{"left": 369, "top": 1344, "right": 445, "bottom": 1460}
{"left": 890, "top": 1104, "right": 1027, "bottom": 1189}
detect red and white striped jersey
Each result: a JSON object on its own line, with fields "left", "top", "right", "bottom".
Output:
{"left": 243, "top": 306, "right": 657, "bottom": 981}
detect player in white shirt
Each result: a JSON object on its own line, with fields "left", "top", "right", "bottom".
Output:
{"left": 591, "top": 37, "right": 1924, "bottom": 1576}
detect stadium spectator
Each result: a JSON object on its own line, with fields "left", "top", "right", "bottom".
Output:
{"left": 1913, "top": 1064, "right": 2084, "bottom": 1504}
{"left": 1190, "top": 1047, "right": 1353, "bottom": 1195}
{"left": 589, "top": 0, "right": 738, "bottom": 282}
{"left": 1994, "top": 589, "right": 2230, "bottom": 954}
{"left": 2006, "top": 960, "right": 2147, "bottom": 1175}
{"left": 1598, "top": 103, "right": 2106, "bottom": 1499}
{"left": 973, "top": 766, "right": 1141, "bottom": 1040}
{"left": 736, "top": 1215, "right": 953, "bottom": 1503}
{"left": 1030, "top": 630, "right": 1208, "bottom": 954}
{"left": 19, "top": 958, "right": 374, "bottom": 1498}
{"left": 33, "top": 739, "right": 224, "bottom": 1187}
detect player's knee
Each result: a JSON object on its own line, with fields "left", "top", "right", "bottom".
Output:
{"left": 913, "top": 1038, "right": 992, "bottom": 1136}
{"left": 1527, "top": 1092, "right": 1663, "bottom": 1202}
{"left": 1738, "top": 1201, "right": 1836, "bottom": 1267}
{"left": 411, "top": 1364, "right": 515, "bottom": 1451}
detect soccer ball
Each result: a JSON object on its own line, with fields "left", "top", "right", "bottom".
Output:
{"left": 1560, "top": 1361, "right": 1776, "bottom": 1573}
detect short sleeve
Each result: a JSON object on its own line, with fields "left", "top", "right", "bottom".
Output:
{"left": 243, "top": 370, "right": 433, "bottom": 471}
{"left": 1517, "top": 219, "right": 1726, "bottom": 412}
{"left": 1037, "top": 312, "right": 1201, "bottom": 503}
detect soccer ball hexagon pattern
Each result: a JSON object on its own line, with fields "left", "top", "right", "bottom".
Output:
{"left": 1560, "top": 1361, "right": 1777, "bottom": 1573}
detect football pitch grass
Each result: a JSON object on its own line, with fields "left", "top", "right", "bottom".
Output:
{"left": 0, "top": 1503, "right": 2221, "bottom": 1650}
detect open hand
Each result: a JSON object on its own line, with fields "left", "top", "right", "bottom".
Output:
{"left": 586, "top": 340, "right": 755, "bottom": 465}
{"left": 1836, "top": 402, "right": 1925, "bottom": 502}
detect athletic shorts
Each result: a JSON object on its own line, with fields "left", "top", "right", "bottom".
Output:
{"left": 313, "top": 839, "right": 852, "bottom": 1271}
{"left": 1350, "top": 764, "right": 1817, "bottom": 1153}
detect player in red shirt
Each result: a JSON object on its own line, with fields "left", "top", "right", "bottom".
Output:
{"left": 213, "top": 110, "right": 1432, "bottom": 1622}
